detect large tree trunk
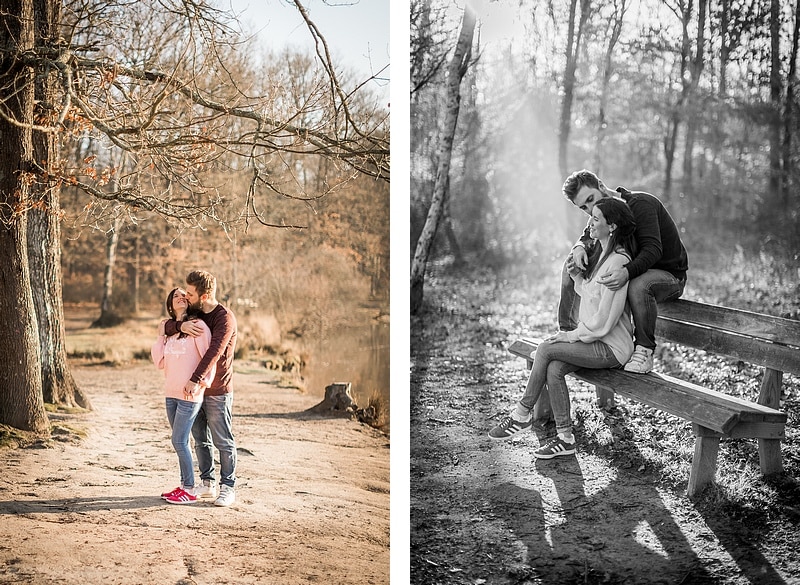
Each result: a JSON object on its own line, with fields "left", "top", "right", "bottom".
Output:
{"left": 28, "top": 0, "right": 91, "bottom": 409}
{"left": 410, "top": 6, "right": 476, "bottom": 314}
{"left": 0, "top": 0, "right": 50, "bottom": 433}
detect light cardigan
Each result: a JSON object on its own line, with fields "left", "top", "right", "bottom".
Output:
{"left": 565, "top": 250, "right": 635, "bottom": 365}
{"left": 151, "top": 322, "right": 216, "bottom": 402}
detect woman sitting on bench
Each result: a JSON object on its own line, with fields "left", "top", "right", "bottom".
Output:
{"left": 489, "top": 197, "right": 638, "bottom": 459}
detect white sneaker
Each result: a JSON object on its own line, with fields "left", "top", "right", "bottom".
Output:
{"left": 624, "top": 346, "right": 654, "bottom": 374}
{"left": 195, "top": 479, "right": 217, "bottom": 499}
{"left": 214, "top": 485, "right": 235, "bottom": 507}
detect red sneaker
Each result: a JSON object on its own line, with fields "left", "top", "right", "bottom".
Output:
{"left": 164, "top": 488, "right": 198, "bottom": 505}
{"left": 161, "top": 486, "right": 184, "bottom": 500}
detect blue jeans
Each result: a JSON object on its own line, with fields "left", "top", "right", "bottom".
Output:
{"left": 558, "top": 260, "right": 685, "bottom": 350}
{"left": 192, "top": 393, "right": 237, "bottom": 488}
{"left": 165, "top": 398, "right": 203, "bottom": 489}
{"left": 519, "top": 340, "right": 621, "bottom": 434}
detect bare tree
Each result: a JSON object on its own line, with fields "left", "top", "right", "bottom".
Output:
{"left": 558, "top": 0, "right": 592, "bottom": 179}
{"left": 410, "top": 6, "right": 476, "bottom": 314}
{"left": 593, "top": 0, "right": 628, "bottom": 174}
{"left": 0, "top": 0, "right": 50, "bottom": 433}
{"left": 0, "top": 0, "right": 389, "bottom": 431}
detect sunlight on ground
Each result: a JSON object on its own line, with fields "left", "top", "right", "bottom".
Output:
{"left": 632, "top": 519, "right": 670, "bottom": 558}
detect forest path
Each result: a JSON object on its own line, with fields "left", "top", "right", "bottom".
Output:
{"left": 0, "top": 361, "right": 389, "bottom": 585}
{"left": 410, "top": 270, "right": 799, "bottom": 584}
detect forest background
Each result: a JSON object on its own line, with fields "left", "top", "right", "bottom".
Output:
{"left": 410, "top": 0, "right": 800, "bottom": 296}
{"left": 0, "top": 0, "right": 390, "bottom": 435}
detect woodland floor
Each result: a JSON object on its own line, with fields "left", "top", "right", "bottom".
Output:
{"left": 410, "top": 261, "right": 800, "bottom": 585}
{"left": 0, "top": 314, "right": 390, "bottom": 584}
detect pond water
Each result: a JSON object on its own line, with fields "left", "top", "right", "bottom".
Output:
{"left": 302, "top": 320, "right": 390, "bottom": 424}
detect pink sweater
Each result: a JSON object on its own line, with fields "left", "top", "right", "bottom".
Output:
{"left": 151, "top": 323, "right": 216, "bottom": 402}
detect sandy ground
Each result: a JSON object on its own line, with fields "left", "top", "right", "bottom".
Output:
{"left": 0, "top": 361, "right": 390, "bottom": 585}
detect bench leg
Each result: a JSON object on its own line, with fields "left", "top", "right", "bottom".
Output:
{"left": 594, "top": 384, "right": 614, "bottom": 408}
{"left": 688, "top": 425, "right": 720, "bottom": 498}
{"left": 757, "top": 368, "right": 784, "bottom": 476}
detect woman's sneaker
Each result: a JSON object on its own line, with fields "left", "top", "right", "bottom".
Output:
{"left": 534, "top": 435, "right": 576, "bottom": 459}
{"left": 164, "top": 487, "right": 198, "bottom": 505}
{"left": 161, "top": 486, "right": 185, "bottom": 500}
{"left": 488, "top": 415, "right": 532, "bottom": 440}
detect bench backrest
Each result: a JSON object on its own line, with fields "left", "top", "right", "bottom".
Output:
{"left": 656, "top": 299, "right": 800, "bottom": 375}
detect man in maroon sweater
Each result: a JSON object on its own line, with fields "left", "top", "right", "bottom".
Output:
{"left": 165, "top": 270, "right": 238, "bottom": 507}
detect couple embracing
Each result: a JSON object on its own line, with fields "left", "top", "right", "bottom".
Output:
{"left": 490, "top": 170, "right": 689, "bottom": 459}
{"left": 151, "top": 270, "right": 238, "bottom": 506}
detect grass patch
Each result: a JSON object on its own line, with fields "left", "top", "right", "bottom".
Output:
{"left": 0, "top": 424, "right": 38, "bottom": 449}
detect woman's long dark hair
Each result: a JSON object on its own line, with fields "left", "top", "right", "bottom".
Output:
{"left": 584, "top": 198, "right": 637, "bottom": 280}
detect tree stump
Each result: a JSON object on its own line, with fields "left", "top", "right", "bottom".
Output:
{"left": 306, "top": 383, "right": 356, "bottom": 417}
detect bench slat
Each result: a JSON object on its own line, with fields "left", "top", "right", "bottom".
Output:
{"left": 508, "top": 339, "right": 786, "bottom": 437}
{"left": 655, "top": 318, "right": 800, "bottom": 375}
{"left": 657, "top": 299, "right": 800, "bottom": 348}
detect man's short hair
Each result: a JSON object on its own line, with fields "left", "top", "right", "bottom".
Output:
{"left": 563, "top": 169, "right": 602, "bottom": 201}
{"left": 186, "top": 270, "right": 216, "bottom": 299}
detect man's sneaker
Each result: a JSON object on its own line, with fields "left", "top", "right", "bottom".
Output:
{"left": 161, "top": 486, "right": 184, "bottom": 500}
{"left": 214, "top": 485, "right": 235, "bottom": 507}
{"left": 164, "top": 487, "right": 198, "bottom": 505}
{"left": 534, "top": 436, "right": 576, "bottom": 459}
{"left": 488, "top": 415, "right": 532, "bottom": 440}
{"left": 624, "top": 346, "right": 654, "bottom": 374}
{"left": 196, "top": 479, "right": 217, "bottom": 499}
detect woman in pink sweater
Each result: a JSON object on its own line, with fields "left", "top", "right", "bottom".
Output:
{"left": 151, "top": 288, "right": 215, "bottom": 504}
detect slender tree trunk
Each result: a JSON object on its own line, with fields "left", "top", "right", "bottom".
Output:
{"left": 558, "top": 0, "right": 591, "bottom": 180}
{"left": 663, "top": 0, "right": 693, "bottom": 199}
{"left": 682, "top": 0, "right": 707, "bottom": 193}
{"left": 782, "top": 0, "right": 800, "bottom": 208}
{"left": 93, "top": 212, "right": 123, "bottom": 327}
{"left": 410, "top": 6, "right": 475, "bottom": 314}
{"left": 593, "top": 0, "right": 626, "bottom": 173}
{"left": 769, "top": 0, "right": 782, "bottom": 200}
{"left": 0, "top": 0, "right": 50, "bottom": 433}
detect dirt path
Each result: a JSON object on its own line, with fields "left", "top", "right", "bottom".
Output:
{"left": 0, "top": 361, "right": 389, "bottom": 585}
{"left": 410, "top": 273, "right": 800, "bottom": 584}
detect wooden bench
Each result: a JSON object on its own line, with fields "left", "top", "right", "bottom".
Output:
{"left": 508, "top": 299, "right": 799, "bottom": 498}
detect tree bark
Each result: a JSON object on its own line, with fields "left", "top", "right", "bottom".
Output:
{"left": 410, "top": 6, "right": 476, "bottom": 314}
{"left": 28, "top": 0, "right": 91, "bottom": 409}
{"left": 0, "top": 0, "right": 50, "bottom": 433}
